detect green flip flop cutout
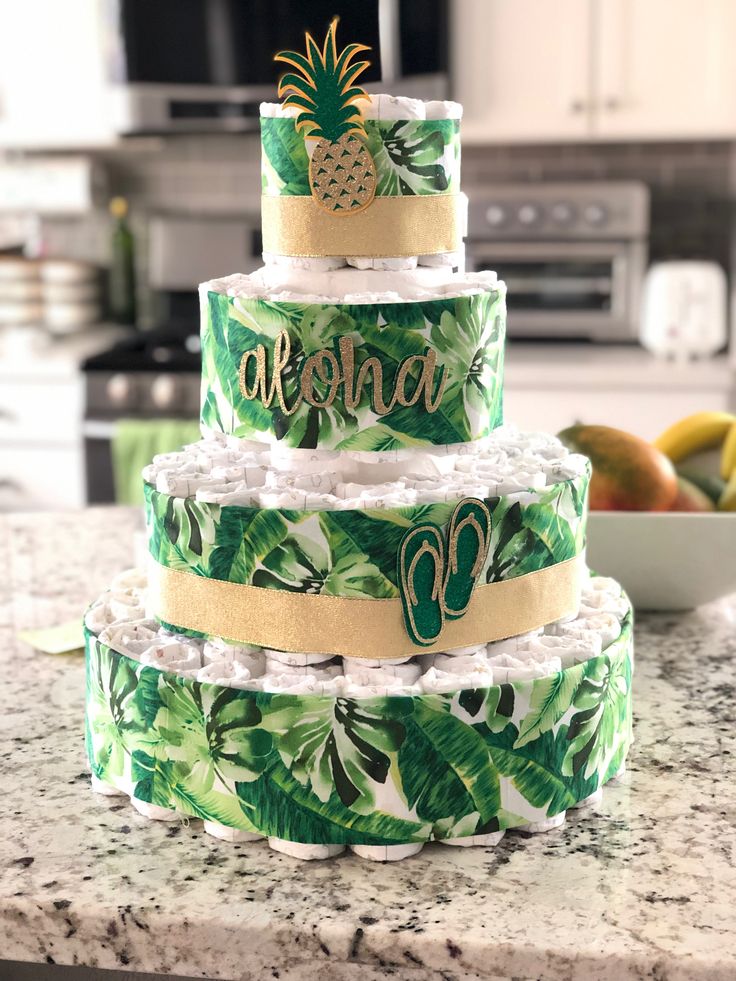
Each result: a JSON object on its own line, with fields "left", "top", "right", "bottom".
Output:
{"left": 398, "top": 524, "right": 446, "bottom": 647}
{"left": 442, "top": 497, "right": 492, "bottom": 620}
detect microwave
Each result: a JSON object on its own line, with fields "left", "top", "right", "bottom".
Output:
{"left": 105, "top": 0, "right": 448, "bottom": 134}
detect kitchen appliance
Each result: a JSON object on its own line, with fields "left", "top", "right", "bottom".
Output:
{"left": 82, "top": 216, "right": 247, "bottom": 502}
{"left": 640, "top": 260, "right": 728, "bottom": 359}
{"left": 107, "top": 0, "right": 448, "bottom": 134}
{"left": 465, "top": 182, "right": 649, "bottom": 341}
{"left": 83, "top": 328, "right": 201, "bottom": 503}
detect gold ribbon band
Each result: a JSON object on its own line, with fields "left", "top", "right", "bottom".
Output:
{"left": 261, "top": 194, "right": 464, "bottom": 258}
{"left": 151, "top": 556, "right": 584, "bottom": 659}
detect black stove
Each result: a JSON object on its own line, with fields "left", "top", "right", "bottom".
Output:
{"left": 83, "top": 326, "right": 201, "bottom": 374}
{"left": 83, "top": 327, "right": 202, "bottom": 503}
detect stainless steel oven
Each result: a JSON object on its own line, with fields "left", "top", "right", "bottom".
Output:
{"left": 465, "top": 182, "right": 649, "bottom": 341}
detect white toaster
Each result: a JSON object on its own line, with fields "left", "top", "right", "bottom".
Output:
{"left": 639, "top": 260, "right": 727, "bottom": 359}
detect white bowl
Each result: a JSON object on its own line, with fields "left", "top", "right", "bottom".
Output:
{"left": 586, "top": 512, "right": 736, "bottom": 610}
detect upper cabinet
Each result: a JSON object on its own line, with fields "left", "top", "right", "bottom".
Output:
{"left": 453, "top": 0, "right": 736, "bottom": 142}
{"left": 594, "top": 0, "right": 736, "bottom": 138}
{"left": 0, "top": 0, "right": 116, "bottom": 149}
{"left": 453, "top": 0, "right": 593, "bottom": 143}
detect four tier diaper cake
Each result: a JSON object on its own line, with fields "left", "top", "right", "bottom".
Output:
{"left": 84, "top": 21, "right": 633, "bottom": 862}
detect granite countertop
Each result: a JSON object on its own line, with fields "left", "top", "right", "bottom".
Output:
{"left": 1, "top": 508, "right": 735, "bottom": 981}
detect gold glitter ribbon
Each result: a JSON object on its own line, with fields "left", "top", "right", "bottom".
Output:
{"left": 150, "top": 556, "right": 584, "bottom": 659}
{"left": 261, "top": 194, "right": 464, "bottom": 257}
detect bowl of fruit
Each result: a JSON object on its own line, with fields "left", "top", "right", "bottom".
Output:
{"left": 560, "top": 413, "right": 736, "bottom": 610}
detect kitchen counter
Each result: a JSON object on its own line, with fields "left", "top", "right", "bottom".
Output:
{"left": 1, "top": 508, "right": 735, "bottom": 981}
{"left": 504, "top": 342, "right": 735, "bottom": 392}
{"left": 503, "top": 343, "right": 736, "bottom": 438}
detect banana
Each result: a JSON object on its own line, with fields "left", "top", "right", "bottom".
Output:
{"left": 653, "top": 411, "right": 736, "bottom": 464}
{"left": 720, "top": 420, "right": 736, "bottom": 479}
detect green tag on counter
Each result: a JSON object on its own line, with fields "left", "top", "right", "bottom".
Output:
{"left": 19, "top": 620, "right": 84, "bottom": 655}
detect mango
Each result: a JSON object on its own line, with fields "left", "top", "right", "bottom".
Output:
{"left": 558, "top": 424, "right": 678, "bottom": 511}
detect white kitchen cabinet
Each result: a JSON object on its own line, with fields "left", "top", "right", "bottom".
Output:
{"left": 0, "top": 328, "right": 130, "bottom": 510}
{"left": 453, "top": 0, "right": 593, "bottom": 143}
{"left": 595, "top": 0, "right": 736, "bottom": 139}
{"left": 0, "top": 374, "right": 85, "bottom": 510}
{"left": 0, "top": 0, "right": 115, "bottom": 149}
{"left": 453, "top": 0, "right": 736, "bottom": 142}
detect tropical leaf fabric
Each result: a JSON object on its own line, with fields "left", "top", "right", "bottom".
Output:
{"left": 200, "top": 290, "right": 505, "bottom": 450}
{"left": 85, "top": 606, "right": 632, "bottom": 844}
{"left": 144, "top": 465, "right": 588, "bottom": 601}
{"left": 261, "top": 117, "right": 461, "bottom": 198}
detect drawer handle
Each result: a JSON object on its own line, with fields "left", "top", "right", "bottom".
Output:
{"left": 0, "top": 407, "right": 17, "bottom": 422}
{"left": 0, "top": 478, "right": 22, "bottom": 492}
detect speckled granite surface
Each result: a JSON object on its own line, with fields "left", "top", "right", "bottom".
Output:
{"left": 0, "top": 508, "right": 734, "bottom": 981}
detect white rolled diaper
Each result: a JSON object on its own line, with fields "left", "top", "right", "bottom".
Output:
{"left": 196, "top": 660, "right": 259, "bottom": 690}
{"left": 261, "top": 673, "right": 342, "bottom": 696}
{"left": 139, "top": 642, "right": 202, "bottom": 674}
{"left": 268, "top": 838, "right": 345, "bottom": 860}
{"left": 421, "top": 667, "right": 493, "bottom": 694}
{"left": 264, "top": 659, "right": 343, "bottom": 682}
{"left": 441, "top": 830, "right": 505, "bottom": 848}
{"left": 98, "top": 620, "right": 163, "bottom": 660}
{"left": 108, "top": 589, "right": 146, "bottom": 623}
{"left": 486, "top": 630, "right": 544, "bottom": 658}
{"left": 580, "top": 577, "right": 629, "bottom": 618}
{"left": 349, "top": 843, "right": 424, "bottom": 861}
{"left": 430, "top": 651, "right": 491, "bottom": 675}
{"left": 548, "top": 612, "right": 622, "bottom": 649}
{"left": 342, "top": 661, "right": 422, "bottom": 688}
{"left": 264, "top": 647, "right": 336, "bottom": 668}
{"left": 527, "top": 633, "right": 602, "bottom": 669}
{"left": 485, "top": 652, "right": 561, "bottom": 683}
{"left": 204, "top": 820, "right": 263, "bottom": 842}
{"left": 84, "top": 601, "right": 118, "bottom": 635}
{"left": 262, "top": 253, "right": 347, "bottom": 273}
{"left": 203, "top": 639, "right": 264, "bottom": 674}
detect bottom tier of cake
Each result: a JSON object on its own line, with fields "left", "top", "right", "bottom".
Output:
{"left": 84, "top": 569, "right": 633, "bottom": 862}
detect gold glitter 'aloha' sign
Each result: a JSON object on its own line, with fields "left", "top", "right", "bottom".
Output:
{"left": 238, "top": 331, "right": 446, "bottom": 416}
{"left": 201, "top": 290, "right": 506, "bottom": 450}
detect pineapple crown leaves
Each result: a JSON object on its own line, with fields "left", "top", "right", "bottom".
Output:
{"left": 275, "top": 17, "right": 371, "bottom": 144}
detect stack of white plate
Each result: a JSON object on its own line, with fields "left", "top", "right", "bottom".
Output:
{"left": 0, "top": 257, "right": 42, "bottom": 326}
{"left": 41, "top": 259, "right": 101, "bottom": 334}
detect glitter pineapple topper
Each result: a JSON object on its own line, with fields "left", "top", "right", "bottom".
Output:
{"left": 275, "top": 17, "right": 376, "bottom": 215}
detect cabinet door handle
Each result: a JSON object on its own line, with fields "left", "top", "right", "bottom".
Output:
{"left": 604, "top": 96, "right": 621, "bottom": 111}
{"left": 0, "top": 407, "right": 17, "bottom": 422}
{"left": 569, "top": 99, "right": 587, "bottom": 114}
{"left": 0, "top": 478, "right": 23, "bottom": 492}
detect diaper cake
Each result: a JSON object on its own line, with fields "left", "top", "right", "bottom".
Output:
{"left": 84, "top": 21, "right": 633, "bottom": 862}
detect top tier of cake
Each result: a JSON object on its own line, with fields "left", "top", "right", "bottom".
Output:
{"left": 260, "top": 94, "right": 465, "bottom": 262}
